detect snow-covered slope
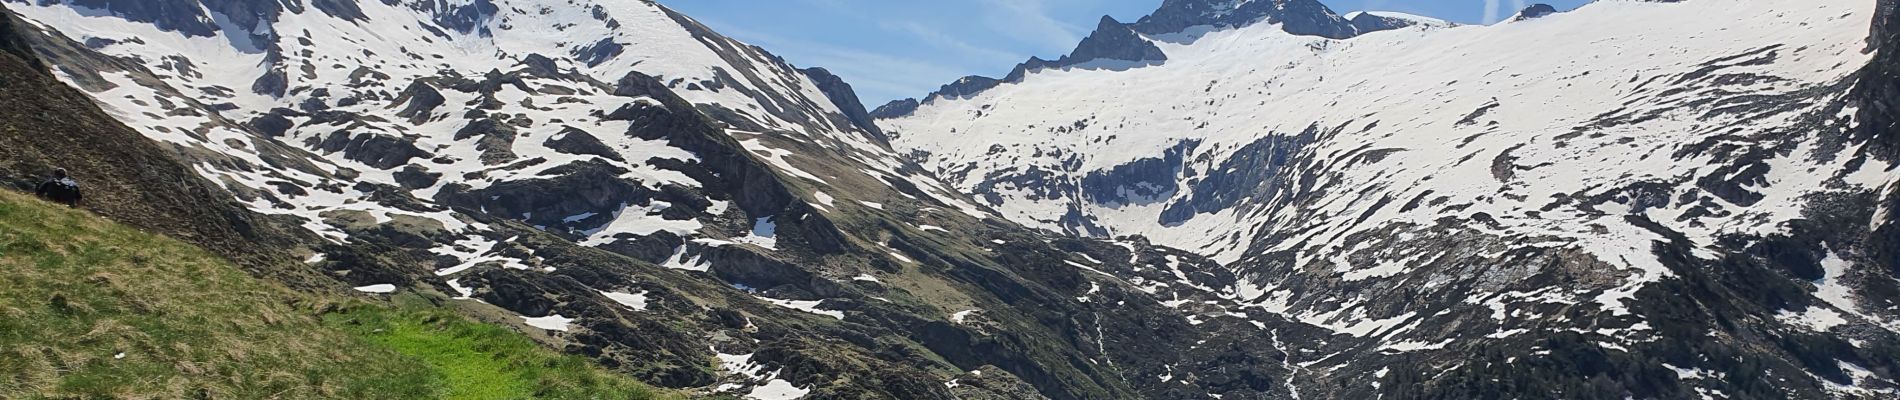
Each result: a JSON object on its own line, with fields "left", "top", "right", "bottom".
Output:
{"left": 885, "top": 0, "right": 1900, "bottom": 397}
{"left": 886, "top": 0, "right": 1874, "bottom": 264}
{"left": 0, "top": 0, "right": 1341, "bottom": 398}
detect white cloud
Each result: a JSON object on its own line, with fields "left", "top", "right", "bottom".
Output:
{"left": 1483, "top": 0, "right": 1503, "bottom": 24}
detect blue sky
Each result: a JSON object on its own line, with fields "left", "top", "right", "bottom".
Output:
{"left": 664, "top": 0, "right": 1590, "bottom": 105}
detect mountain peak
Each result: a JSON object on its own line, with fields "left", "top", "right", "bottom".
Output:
{"left": 1513, "top": 4, "right": 1560, "bottom": 21}
{"left": 1133, "top": 0, "right": 1355, "bottom": 39}
{"left": 1068, "top": 15, "right": 1167, "bottom": 65}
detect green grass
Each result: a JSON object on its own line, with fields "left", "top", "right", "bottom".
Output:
{"left": 326, "top": 296, "right": 670, "bottom": 400}
{"left": 0, "top": 190, "right": 671, "bottom": 399}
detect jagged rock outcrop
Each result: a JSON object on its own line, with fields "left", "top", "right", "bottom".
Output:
{"left": 1068, "top": 16, "right": 1168, "bottom": 65}
{"left": 1515, "top": 4, "right": 1561, "bottom": 21}
{"left": 800, "top": 67, "right": 883, "bottom": 138}
{"left": 870, "top": 98, "right": 920, "bottom": 120}
{"left": 1133, "top": 0, "right": 1355, "bottom": 38}
{"left": 544, "top": 126, "right": 624, "bottom": 162}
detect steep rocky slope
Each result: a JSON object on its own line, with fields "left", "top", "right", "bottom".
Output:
{"left": 884, "top": 0, "right": 1900, "bottom": 398}
{"left": 0, "top": 7, "right": 308, "bottom": 275}
{"left": 0, "top": 0, "right": 1333, "bottom": 398}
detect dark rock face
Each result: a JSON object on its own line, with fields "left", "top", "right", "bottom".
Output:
{"left": 799, "top": 67, "right": 884, "bottom": 138}
{"left": 316, "top": 131, "right": 428, "bottom": 170}
{"left": 0, "top": 4, "right": 307, "bottom": 277}
{"left": 392, "top": 165, "right": 441, "bottom": 190}
{"left": 393, "top": 80, "right": 445, "bottom": 125}
{"left": 1134, "top": 0, "right": 1356, "bottom": 39}
{"left": 1159, "top": 131, "right": 1308, "bottom": 226}
{"left": 57, "top": 0, "right": 282, "bottom": 38}
{"left": 1066, "top": 16, "right": 1168, "bottom": 65}
{"left": 932, "top": 76, "right": 1003, "bottom": 101}
{"left": 1515, "top": 4, "right": 1560, "bottom": 21}
{"left": 1080, "top": 140, "right": 1193, "bottom": 207}
{"left": 252, "top": 67, "right": 288, "bottom": 97}
{"left": 870, "top": 98, "right": 920, "bottom": 120}
{"left": 435, "top": 160, "right": 652, "bottom": 232}
{"left": 543, "top": 126, "right": 623, "bottom": 162}
{"left": 428, "top": 0, "right": 498, "bottom": 36}
{"left": 1856, "top": 0, "right": 1900, "bottom": 281}
{"left": 0, "top": 6, "right": 38, "bottom": 68}
{"left": 1855, "top": 1, "right": 1900, "bottom": 162}
{"left": 572, "top": 38, "right": 624, "bottom": 67}
{"left": 453, "top": 117, "right": 519, "bottom": 165}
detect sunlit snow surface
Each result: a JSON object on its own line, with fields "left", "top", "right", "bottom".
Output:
{"left": 6, "top": 0, "right": 892, "bottom": 265}
{"left": 886, "top": 0, "right": 1887, "bottom": 322}
{"left": 521, "top": 314, "right": 574, "bottom": 331}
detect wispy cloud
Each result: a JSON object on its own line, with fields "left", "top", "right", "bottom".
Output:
{"left": 977, "top": 0, "right": 1086, "bottom": 54}
{"left": 702, "top": 19, "right": 973, "bottom": 103}
{"left": 881, "top": 20, "right": 1026, "bottom": 66}
{"left": 1483, "top": 0, "right": 1532, "bottom": 24}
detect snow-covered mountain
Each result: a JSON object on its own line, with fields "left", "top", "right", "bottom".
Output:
{"left": 0, "top": 0, "right": 1347, "bottom": 398}
{"left": 883, "top": 0, "right": 1900, "bottom": 398}
{"left": 6, "top": 0, "right": 1900, "bottom": 398}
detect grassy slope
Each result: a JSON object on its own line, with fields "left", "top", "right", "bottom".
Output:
{"left": 0, "top": 190, "right": 670, "bottom": 399}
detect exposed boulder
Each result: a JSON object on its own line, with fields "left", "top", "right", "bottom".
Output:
{"left": 453, "top": 117, "right": 519, "bottom": 165}
{"left": 393, "top": 80, "right": 445, "bottom": 125}
{"left": 316, "top": 131, "right": 429, "bottom": 170}
{"left": 544, "top": 126, "right": 623, "bottom": 162}
{"left": 392, "top": 165, "right": 442, "bottom": 190}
